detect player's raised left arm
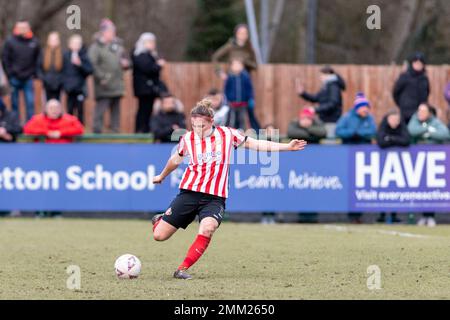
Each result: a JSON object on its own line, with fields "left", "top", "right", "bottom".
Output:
{"left": 244, "top": 137, "right": 307, "bottom": 152}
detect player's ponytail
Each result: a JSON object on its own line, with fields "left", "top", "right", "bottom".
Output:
{"left": 191, "top": 98, "right": 214, "bottom": 119}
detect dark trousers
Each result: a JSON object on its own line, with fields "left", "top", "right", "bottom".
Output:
{"left": 227, "top": 107, "right": 248, "bottom": 130}
{"left": 247, "top": 107, "right": 260, "bottom": 131}
{"left": 9, "top": 77, "right": 34, "bottom": 121}
{"left": 67, "top": 92, "right": 85, "bottom": 124}
{"left": 135, "top": 95, "right": 155, "bottom": 133}
{"left": 45, "top": 86, "right": 61, "bottom": 101}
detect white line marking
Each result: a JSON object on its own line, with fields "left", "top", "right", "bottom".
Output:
{"left": 323, "top": 225, "right": 432, "bottom": 239}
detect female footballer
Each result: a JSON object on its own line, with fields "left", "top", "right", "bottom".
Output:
{"left": 152, "top": 99, "right": 307, "bottom": 279}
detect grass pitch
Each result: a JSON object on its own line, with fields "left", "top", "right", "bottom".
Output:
{"left": 1, "top": 218, "right": 450, "bottom": 300}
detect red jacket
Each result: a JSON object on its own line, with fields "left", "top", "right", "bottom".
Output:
{"left": 24, "top": 113, "right": 84, "bottom": 143}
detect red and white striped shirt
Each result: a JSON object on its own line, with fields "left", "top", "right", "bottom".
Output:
{"left": 177, "top": 126, "right": 247, "bottom": 198}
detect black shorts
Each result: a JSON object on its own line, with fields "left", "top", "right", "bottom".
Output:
{"left": 162, "top": 189, "right": 226, "bottom": 229}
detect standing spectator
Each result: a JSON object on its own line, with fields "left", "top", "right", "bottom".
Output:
{"left": 393, "top": 52, "right": 430, "bottom": 124}
{"left": 23, "top": 99, "right": 84, "bottom": 143}
{"left": 0, "top": 60, "right": 9, "bottom": 114}
{"left": 224, "top": 58, "right": 254, "bottom": 130}
{"left": 376, "top": 109, "right": 410, "bottom": 224}
{"left": 407, "top": 103, "right": 450, "bottom": 144}
{"left": 297, "top": 66, "right": 346, "bottom": 138}
{"left": 132, "top": 32, "right": 167, "bottom": 133}
{"left": 212, "top": 24, "right": 260, "bottom": 131}
{"left": 62, "top": 34, "right": 93, "bottom": 124}
{"left": 1, "top": 20, "right": 40, "bottom": 121}
{"left": 38, "top": 31, "right": 63, "bottom": 101}
{"left": 377, "top": 109, "right": 411, "bottom": 148}
{"left": 151, "top": 93, "right": 186, "bottom": 143}
{"left": 335, "top": 93, "right": 377, "bottom": 144}
{"left": 206, "top": 88, "right": 229, "bottom": 127}
{"left": 89, "top": 19, "right": 130, "bottom": 133}
{"left": 0, "top": 99, "right": 22, "bottom": 142}
{"left": 287, "top": 107, "right": 327, "bottom": 143}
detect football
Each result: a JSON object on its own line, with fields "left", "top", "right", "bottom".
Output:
{"left": 114, "top": 254, "right": 141, "bottom": 279}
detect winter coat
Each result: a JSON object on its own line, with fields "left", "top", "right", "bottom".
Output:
{"left": 23, "top": 113, "right": 84, "bottom": 143}
{"left": 224, "top": 70, "right": 254, "bottom": 104}
{"left": 407, "top": 114, "right": 450, "bottom": 144}
{"left": 151, "top": 110, "right": 186, "bottom": 143}
{"left": 37, "top": 50, "right": 64, "bottom": 92}
{"left": 88, "top": 37, "right": 127, "bottom": 99}
{"left": 335, "top": 109, "right": 377, "bottom": 144}
{"left": 376, "top": 114, "right": 410, "bottom": 148}
{"left": 1, "top": 34, "right": 40, "bottom": 80}
{"left": 131, "top": 51, "right": 164, "bottom": 97}
{"left": 212, "top": 38, "right": 258, "bottom": 72}
{"left": 300, "top": 74, "right": 346, "bottom": 123}
{"left": 393, "top": 67, "right": 430, "bottom": 122}
{"left": 287, "top": 118, "right": 327, "bottom": 143}
{"left": 62, "top": 47, "right": 93, "bottom": 94}
{"left": 0, "top": 104, "right": 22, "bottom": 142}
{"left": 444, "top": 82, "right": 450, "bottom": 106}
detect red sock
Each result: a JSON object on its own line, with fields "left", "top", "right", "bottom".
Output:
{"left": 178, "top": 234, "right": 211, "bottom": 270}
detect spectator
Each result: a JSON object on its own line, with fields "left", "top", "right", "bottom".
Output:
{"left": 407, "top": 103, "right": 450, "bottom": 144}
{"left": 393, "top": 52, "right": 430, "bottom": 124}
{"left": 335, "top": 92, "right": 377, "bottom": 144}
{"left": 0, "top": 60, "right": 9, "bottom": 114}
{"left": 206, "top": 88, "right": 229, "bottom": 127}
{"left": 297, "top": 66, "right": 346, "bottom": 137}
{"left": 376, "top": 109, "right": 410, "bottom": 224}
{"left": 23, "top": 99, "right": 84, "bottom": 143}
{"left": 62, "top": 34, "right": 93, "bottom": 124}
{"left": 287, "top": 107, "right": 327, "bottom": 143}
{"left": 0, "top": 99, "right": 22, "bottom": 143}
{"left": 212, "top": 24, "right": 260, "bottom": 131}
{"left": 151, "top": 93, "right": 186, "bottom": 143}
{"left": 89, "top": 19, "right": 130, "bottom": 133}
{"left": 1, "top": 20, "right": 40, "bottom": 121}
{"left": 224, "top": 58, "right": 254, "bottom": 130}
{"left": 445, "top": 82, "right": 450, "bottom": 130}
{"left": 38, "top": 31, "right": 63, "bottom": 101}
{"left": 377, "top": 109, "right": 410, "bottom": 149}
{"left": 132, "top": 32, "right": 167, "bottom": 133}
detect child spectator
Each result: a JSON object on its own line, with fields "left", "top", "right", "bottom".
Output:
{"left": 151, "top": 93, "right": 186, "bottom": 143}
{"left": 408, "top": 103, "right": 450, "bottom": 144}
{"left": 297, "top": 66, "right": 346, "bottom": 137}
{"left": 206, "top": 88, "right": 230, "bottom": 127}
{"left": 62, "top": 34, "right": 93, "bottom": 124}
{"left": 23, "top": 99, "right": 84, "bottom": 143}
{"left": 38, "top": 31, "right": 63, "bottom": 101}
{"left": 377, "top": 109, "right": 410, "bottom": 148}
{"left": 335, "top": 93, "right": 377, "bottom": 144}
{"left": 224, "top": 58, "right": 254, "bottom": 130}
{"left": 287, "top": 107, "right": 326, "bottom": 143}
{"left": 393, "top": 52, "right": 430, "bottom": 124}
{"left": 0, "top": 100, "right": 22, "bottom": 142}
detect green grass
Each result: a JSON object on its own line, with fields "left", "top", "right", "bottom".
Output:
{"left": 1, "top": 218, "right": 450, "bottom": 300}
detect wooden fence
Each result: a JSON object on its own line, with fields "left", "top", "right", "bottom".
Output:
{"left": 7, "top": 63, "right": 450, "bottom": 134}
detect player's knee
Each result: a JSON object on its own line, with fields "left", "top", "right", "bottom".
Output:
{"left": 153, "top": 231, "right": 167, "bottom": 242}
{"left": 199, "top": 220, "right": 218, "bottom": 237}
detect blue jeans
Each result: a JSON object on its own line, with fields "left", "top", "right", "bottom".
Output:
{"left": 9, "top": 77, "right": 35, "bottom": 121}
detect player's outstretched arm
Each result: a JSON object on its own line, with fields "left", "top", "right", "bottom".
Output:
{"left": 244, "top": 137, "right": 307, "bottom": 152}
{"left": 153, "top": 153, "right": 184, "bottom": 184}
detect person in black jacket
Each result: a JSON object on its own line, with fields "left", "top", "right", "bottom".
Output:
{"left": 376, "top": 109, "right": 410, "bottom": 224}
{"left": 1, "top": 21, "right": 40, "bottom": 121}
{"left": 132, "top": 33, "right": 167, "bottom": 133}
{"left": 38, "top": 31, "right": 64, "bottom": 101}
{"left": 377, "top": 109, "right": 410, "bottom": 149}
{"left": 62, "top": 34, "right": 93, "bottom": 123}
{"left": 151, "top": 92, "right": 186, "bottom": 142}
{"left": 0, "top": 99, "right": 22, "bottom": 142}
{"left": 297, "top": 66, "right": 346, "bottom": 129}
{"left": 393, "top": 52, "right": 430, "bottom": 124}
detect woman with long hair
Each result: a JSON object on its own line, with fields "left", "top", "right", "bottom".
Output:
{"left": 38, "top": 31, "right": 63, "bottom": 101}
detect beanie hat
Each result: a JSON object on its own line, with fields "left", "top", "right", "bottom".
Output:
{"left": 299, "top": 107, "right": 315, "bottom": 119}
{"left": 408, "top": 52, "right": 426, "bottom": 65}
{"left": 99, "top": 18, "right": 116, "bottom": 32}
{"left": 353, "top": 92, "right": 370, "bottom": 111}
